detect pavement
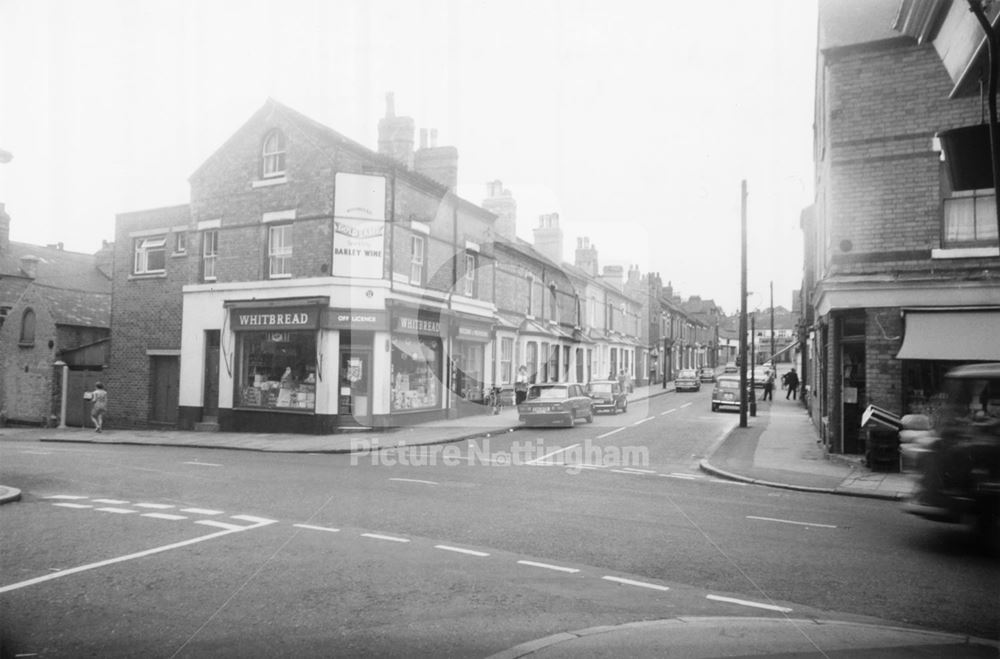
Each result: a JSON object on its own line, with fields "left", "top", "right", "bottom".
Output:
{"left": 6, "top": 378, "right": 992, "bottom": 658}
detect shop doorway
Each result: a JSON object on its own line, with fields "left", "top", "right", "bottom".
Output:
{"left": 339, "top": 346, "right": 372, "bottom": 427}
{"left": 841, "top": 341, "right": 866, "bottom": 454}
{"left": 150, "top": 356, "right": 179, "bottom": 425}
{"left": 203, "top": 330, "right": 220, "bottom": 419}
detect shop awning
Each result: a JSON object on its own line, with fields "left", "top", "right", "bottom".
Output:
{"left": 896, "top": 309, "right": 1000, "bottom": 360}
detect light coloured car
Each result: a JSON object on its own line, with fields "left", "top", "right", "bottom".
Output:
{"left": 724, "top": 362, "right": 738, "bottom": 373}
{"left": 518, "top": 383, "right": 594, "bottom": 427}
{"left": 712, "top": 374, "right": 751, "bottom": 412}
{"left": 675, "top": 369, "right": 701, "bottom": 392}
{"left": 698, "top": 367, "right": 716, "bottom": 382}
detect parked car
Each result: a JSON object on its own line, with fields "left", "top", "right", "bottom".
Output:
{"left": 711, "top": 374, "right": 751, "bottom": 412}
{"left": 675, "top": 369, "right": 701, "bottom": 392}
{"left": 698, "top": 367, "right": 716, "bottom": 382}
{"left": 750, "top": 366, "right": 770, "bottom": 388}
{"left": 902, "top": 363, "right": 1000, "bottom": 545}
{"left": 518, "top": 383, "right": 594, "bottom": 427}
{"left": 588, "top": 380, "right": 628, "bottom": 414}
{"left": 724, "top": 362, "right": 738, "bottom": 373}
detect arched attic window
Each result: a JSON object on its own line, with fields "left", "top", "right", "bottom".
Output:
{"left": 261, "top": 129, "right": 287, "bottom": 178}
{"left": 19, "top": 308, "right": 35, "bottom": 345}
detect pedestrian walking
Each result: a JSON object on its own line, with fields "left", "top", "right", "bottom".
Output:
{"left": 515, "top": 365, "right": 529, "bottom": 405}
{"left": 86, "top": 382, "right": 108, "bottom": 432}
{"left": 762, "top": 371, "right": 774, "bottom": 401}
{"left": 785, "top": 368, "right": 800, "bottom": 400}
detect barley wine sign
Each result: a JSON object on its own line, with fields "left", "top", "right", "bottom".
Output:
{"left": 333, "top": 172, "right": 386, "bottom": 279}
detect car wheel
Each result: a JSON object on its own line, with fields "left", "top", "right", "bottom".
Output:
{"left": 711, "top": 403, "right": 718, "bottom": 412}
{"left": 585, "top": 410, "right": 594, "bottom": 423}
{"left": 622, "top": 400, "right": 628, "bottom": 413}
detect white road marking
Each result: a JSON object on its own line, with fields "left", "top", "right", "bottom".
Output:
{"left": 141, "top": 513, "right": 187, "bottom": 521}
{"left": 680, "top": 402, "right": 692, "bottom": 409}
{"left": 658, "top": 473, "right": 698, "bottom": 480}
{"left": 183, "top": 461, "right": 222, "bottom": 467}
{"left": 45, "top": 495, "right": 87, "bottom": 500}
{"left": 95, "top": 507, "right": 136, "bottom": 514}
{"left": 621, "top": 467, "right": 656, "bottom": 474}
{"left": 435, "top": 545, "right": 490, "bottom": 557}
{"left": 52, "top": 503, "right": 91, "bottom": 509}
{"left": 707, "top": 594, "right": 793, "bottom": 613}
{"left": 610, "top": 469, "right": 642, "bottom": 475}
{"left": 602, "top": 576, "right": 670, "bottom": 591}
{"left": 631, "top": 416, "right": 654, "bottom": 426}
{"left": 747, "top": 516, "right": 837, "bottom": 529}
{"left": 596, "top": 427, "right": 626, "bottom": 439}
{"left": 517, "top": 560, "right": 580, "bottom": 574}
{"left": 294, "top": 524, "right": 340, "bottom": 533}
{"left": 92, "top": 498, "right": 128, "bottom": 505}
{"left": 231, "top": 515, "right": 277, "bottom": 525}
{"left": 181, "top": 508, "right": 223, "bottom": 515}
{"left": 388, "top": 478, "right": 439, "bottom": 486}
{"left": 710, "top": 479, "right": 748, "bottom": 486}
{"left": 660, "top": 409, "right": 678, "bottom": 416}
{"left": 670, "top": 472, "right": 703, "bottom": 478}
{"left": 20, "top": 450, "right": 51, "bottom": 455}
{"left": 0, "top": 518, "right": 273, "bottom": 594}
{"left": 196, "top": 520, "right": 247, "bottom": 531}
{"left": 526, "top": 443, "right": 580, "bottom": 465}
{"left": 134, "top": 503, "right": 174, "bottom": 509}
{"left": 361, "top": 533, "right": 410, "bottom": 543}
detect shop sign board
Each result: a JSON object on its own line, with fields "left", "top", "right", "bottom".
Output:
{"left": 333, "top": 173, "right": 386, "bottom": 279}
{"left": 395, "top": 314, "right": 442, "bottom": 336}
{"left": 457, "top": 324, "right": 492, "bottom": 342}
{"left": 322, "top": 309, "right": 389, "bottom": 331}
{"left": 231, "top": 306, "right": 320, "bottom": 330}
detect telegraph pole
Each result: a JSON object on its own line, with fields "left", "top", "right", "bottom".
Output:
{"left": 770, "top": 281, "right": 775, "bottom": 365}
{"left": 739, "top": 180, "right": 749, "bottom": 428}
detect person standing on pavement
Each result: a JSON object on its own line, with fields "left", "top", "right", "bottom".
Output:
{"left": 86, "top": 382, "right": 108, "bottom": 433}
{"left": 515, "top": 366, "right": 529, "bottom": 405}
{"left": 762, "top": 371, "right": 775, "bottom": 401}
{"left": 785, "top": 368, "right": 800, "bottom": 400}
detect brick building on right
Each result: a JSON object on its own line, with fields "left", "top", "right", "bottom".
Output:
{"left": 806, "top": 0, "right": 1000, "bottom": 455}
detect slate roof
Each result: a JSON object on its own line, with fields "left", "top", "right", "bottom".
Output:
{"left": 38, "top": 284, "right": 111, "bottom": 328}
{"left": 0, "top": 241, "right": 110, "bottom": 293}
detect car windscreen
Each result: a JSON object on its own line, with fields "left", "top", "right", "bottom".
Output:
{"left": 527, "top": 386, "right": 568, "bottom": 400}
{"left": 717, "top": 379, "right": 739, "bottom": 390}
{"left": 590, "top": 383, "right": 613, "bottom": 393}
{"left": 679, "top": 371, "right": 697, "bottom": 378}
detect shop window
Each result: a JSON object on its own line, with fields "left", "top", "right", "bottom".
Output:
{"left": 262, "top": 129, "right": 286, "bottom": 178}
{"left": 236, "top": 331, "right": 316, "bottom": 410}
{"left": 410, "top": 235, "right": 425, "bottom": 285}
{"left": 203, "top": 230, "right": 218, "bottom": 281}
{"left": 562, "top": 345, "right": 570, "bottom": 381}
{"left": 463, "top": 252, "right": 477, "bottom": 297}
{"left": 943, "top": 190, "right": 997, "bottom": 248}
{"left": 268, "top": 224, "right": 293, "bottom": 278}
{"left": 133, "top": 236, "right": 166, "bottom": 275}
{"left": 455, "top": 341, "right": 484, "bottom": 402}
{"left": 19, "top": 308, "right": 35, "bottom": 345}
{"left": 391, "top": 335, "right": 442, "bottom": 411}
{"left": 500, "top": 338, "right": 513, "bottom": 384}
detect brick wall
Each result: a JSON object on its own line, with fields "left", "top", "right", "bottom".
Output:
{"left": 0, "top": 289, "right": 58, "bottom": 424}
{"left": 865, "top": 307, "right": 903, "bottom": 413}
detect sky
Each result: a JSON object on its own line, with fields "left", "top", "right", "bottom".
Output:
{"left": 0, "top": 0, "right": 817, "bottom": 315}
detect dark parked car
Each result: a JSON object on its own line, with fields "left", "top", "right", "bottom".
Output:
{"left": 902, "top": 363, "right": 1000, "bottom": 544}
{"left": 518, "top": 383, "right": 594, "bottom": 427}
{"left": 675, "top": 369, "right": 701, "bottom": 392}
{"left": 698, "top": 367, "right": 716, "bottom": 382}
{"left": 588, "top": 380, "right": 628, "bottom": 414}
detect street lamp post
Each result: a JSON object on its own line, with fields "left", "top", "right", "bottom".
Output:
{"left": 750, "top": 312, "right": 757, "bottom": 417}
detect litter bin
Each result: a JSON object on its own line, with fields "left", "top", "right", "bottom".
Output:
{"left": 865, "top": 428, "right": 900, "bottom": 472}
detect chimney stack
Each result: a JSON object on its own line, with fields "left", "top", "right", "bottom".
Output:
{"left": 20, "top": 254, "right": 39, "bottom": 279}
{"left": 377, "top": 92, "right": 415, "bottom": 168}
{"left": 482, "top": 180, "right": 517, "bottom": 241}
{"left": 414, "top": 129, "right": 458, "bottom": 190}
{"left": 95, "top": 240, "right": 114, "bottom": 279}
{"left": 574, "top": 236, "right": 599, "bottom": 276}
{"left": 532, "top": 213, "right": 564, "bottom": 264}
{"left": 601, "top": 264, "right": 624, "bottom": 290}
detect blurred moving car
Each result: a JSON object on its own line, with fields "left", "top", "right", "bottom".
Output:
{"left": 724, "top": 362, "right": 738, "bottom": 373}
{"left": 675, "top": 369, "right": 701, "bottom": 392}
{"left": 588, "top": 380, "right": 628, "bottom": 414}
{"left": 711, "top": 374, "right": 751, "bottom": 412}
{"left": 698, "top": 367, "right": 716, "bottom": 382}
{"left": 518, "top": 383, "right": 594, "bottom": 427}
{"left": 750, "top": 366, "right": 770, "bottom": 388}
{"left": 902, "top": 363, "right": 1000, "bottom": 545}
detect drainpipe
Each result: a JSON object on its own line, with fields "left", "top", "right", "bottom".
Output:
{"left": 969, "top": 0, "right": 1000, "bottom": 240}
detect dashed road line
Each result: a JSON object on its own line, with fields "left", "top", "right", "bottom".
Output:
{"left": 361, "top": 532, "right": 410, "bottom": 543}
{"left": 517, "top": 560, "right": 580, "bottom": 574}
{"left": 232, "top": 515, "right": 277, "bottom": 525}
{"left": 134, "top": 503, "right": 174, "bottom": 509}
{"left": 707, "top": 594, "right": 793, "bottom": 613}
{"left": 45, "top": 495, "right": 87, "bottom": 500}
{"left": 602, "top": 576, "right": 670, "bottom": 591}
{"left": 596, "top": 427, "right": 626, "bottom": 439}
{"left": 747, "top": 516, "right": 837, "bottom": 529}
{"left": 680, "top": 402, "right": 692, "bottom": 409}
{"left": 294, "top": 523, "right": 340, "bottom": 533}
{"left": 389, "top": 478, "right": 439, "bottom": 486}
{"left": 181, "top": 507, "right": 223, "bottom": 515}
{"left": 52, "top": 502, "right": 91, "bottom": 509}
{"left": 660, "top": 408, "right": 678, "bottom": 416}
{"left": 142, "top": 513, "right": 187, "bottom": 521}
{"left": 183, "top": 461, "right": 222, "bottom": 467}
{"left": 92, "top": 498, "right": 129, "bottom": 505}
{"left": 631, "top": 416, "right": 654, "bottom": 426}
{"left": 196, "top": 520, "right": 247, "bottom": 531}
{"left": 95, "top": 507, "right": 136, "bottom": 514}
{"left": 609, "top": 469, "right": 642, "bottom": 475}
{"left": 435, "top": 545, "right": 490, "bottom": 557}
{"left": 621, "top": 467, "right": 656, "bottom": 474}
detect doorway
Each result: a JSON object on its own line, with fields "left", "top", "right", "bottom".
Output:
{"left": 338, "top": 346, "right": 372, "bottom": 427}
{"left": 150, "top": 356, "right": 179, "bottom": 424}
{"left": 203, "top": 330, "right": 220, "bottom": 419}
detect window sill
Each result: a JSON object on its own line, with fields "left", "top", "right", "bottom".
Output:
{"left": 252, "top": 176, "right": 288, "bottom": 188}
{"left": 203, "top": 276, "right": 218, "bottom": 283}
{"left": 931, "top": 246, "right": 1000, "bottom": 259}
{"left": 268, "top": 273, "right": 293, "bottom": 280}
{"left": 128, "top": 272, "right": 167, "bottom": 280}
{"left": 171, "top": 251, "right": 187, "bottom": 258}
{"left": 18, "top": 341, "right": 34, "bottom": 348}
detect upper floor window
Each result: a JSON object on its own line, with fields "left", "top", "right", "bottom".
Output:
{"left": 262, "top": 129, "right": 286, "bottom": 179}
{"left": 463, "top": 252, "right": 477, "bottom": 296}
{"left": 19, "top": 308, "right": 35, "bottom": 345}
{"left": 0, "top": 305, "right": 10, "bottom": 328}
{"left": 526, "top": 276, "right": 534, "bottom": 316}
{"left": 268, "top": 224, "right": 292, "bottom": 278}
{"left": 943, "top": 190, "right": 998, "bottom": 247}
{"left": 133, "top": 236, "right": 166, "bottom": 275}
{"left": 203, "top": 230, "right": 218, "bottom": 281}
{"left": 174, "top": 232, "right": 187, "bottom": 254}
{"left": 410, "top": 235, "right": 425, "bottom": 285}
{"left": 548, "top": 283, "right": 558, "bottom": 321}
